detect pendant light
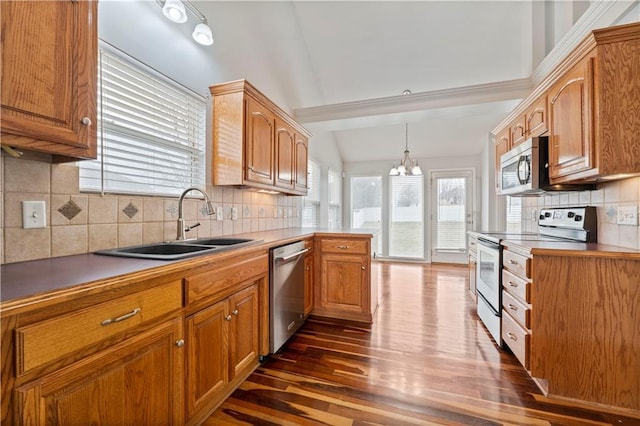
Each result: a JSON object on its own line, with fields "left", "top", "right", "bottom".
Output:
{"left": 162, "top": 0, "right": 188, "bottom": 23}
{"left": 389, "top": 123, "right": 422, "bottom": 176}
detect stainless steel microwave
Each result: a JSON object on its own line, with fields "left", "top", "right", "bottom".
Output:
{"left": 498, "top": 136, "right": 594, "bottom": 196}
{"left": 499, "top": 137, "right": 547, "bottom": 195}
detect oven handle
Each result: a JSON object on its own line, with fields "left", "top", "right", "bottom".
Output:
{"left": 517, "top": 155, "right": 531, "bottom": 184}
{"left": 276, "top": 248, "right": 309, "bottom": 263}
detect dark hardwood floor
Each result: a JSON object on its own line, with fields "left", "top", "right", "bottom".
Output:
{"left": 205, "top": 262, "right": 640, "bottom": 425}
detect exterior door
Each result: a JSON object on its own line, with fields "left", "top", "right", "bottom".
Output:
{"left": 430, "top": 170, "right": 474, "bottom": 264}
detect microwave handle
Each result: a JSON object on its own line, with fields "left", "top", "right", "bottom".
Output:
{"left": 517, "top": 156, "right": 531, "bottom": 184}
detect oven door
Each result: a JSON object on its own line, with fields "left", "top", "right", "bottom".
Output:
{"left": 476, "top": 239, "right": 501, "bottom": 312}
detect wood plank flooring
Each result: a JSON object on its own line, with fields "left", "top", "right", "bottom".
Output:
{"left": 205, "top": 262, "right": 640, "bottom": 425}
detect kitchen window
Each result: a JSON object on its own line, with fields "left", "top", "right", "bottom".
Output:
{"left": 302, "top": 159, "right": 320, "bottom": 227}
{"left": 328, "top": 168, "right": 341, "bottom": 228}
{"left": 79, "top": 44, "right": 206, "bottom": 196}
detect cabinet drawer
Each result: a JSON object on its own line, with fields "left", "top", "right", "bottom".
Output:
{"left": 320, "top": 239, "right": 368, "bottom": 254}
{"left": 502, "top": 289, "right": 530, "bottom": 329}
{"left": 185, "top": 254, "right": 268, "bottom": 304}
{"left": 503, "top": 250, "right": 530, "bottom": 279}
{"left": 16, "top": 280, "right": 182, "bottom": 375}
{"left": 502, "top": 269, "right": 531, "bottom": 303}
{"left": 502, "top": 310, "right": 530, "bottom": 370}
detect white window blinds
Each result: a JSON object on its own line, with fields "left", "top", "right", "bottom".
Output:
{"left": 302, "top": 159, "right": 320, "bottom": 227}
{"left": 79, "top": 46, "right": 206, "bottom": 196}
{"left": 328, "top": 168, "right": 341, "bottom": 228}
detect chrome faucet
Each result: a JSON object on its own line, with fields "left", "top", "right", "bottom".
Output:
{"left": 176, "top": 187, "right": 215, "bottom": 241}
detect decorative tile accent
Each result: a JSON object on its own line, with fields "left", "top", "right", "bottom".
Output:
{"left": 58, "top": 200, "right": 82, "bottom": 220}
{"left": 166, "top": 202, "right": 178, "bottom": 218}
{"left": 122, "top": 202, "right": 139, "bottom": 219}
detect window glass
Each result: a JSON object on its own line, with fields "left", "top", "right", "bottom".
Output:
{"left": 302, "top": 159, "right": 320, "bottom": 227}
{"left": 328, "top": 168, "right": 341, "bottom": 228}
{"left": 80, "top": 44, "right": 206, "bottom": 195}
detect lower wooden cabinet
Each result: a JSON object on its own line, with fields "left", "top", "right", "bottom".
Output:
{"left": 15, "top": 318, "right": 184, "bottom": 425}
{"left": 185, "top": 283, "right": 260, "bottom": 424}
{"left": 314, "top": 236, "right": 377, "bottom": 323}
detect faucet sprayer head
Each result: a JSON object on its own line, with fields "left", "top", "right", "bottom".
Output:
{"left": 205, "top": 201, "right": 215, "bottom": 215}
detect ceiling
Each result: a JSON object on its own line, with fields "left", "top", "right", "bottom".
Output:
{"left": 194, "top": 1, "right": 540, "bottom": 163}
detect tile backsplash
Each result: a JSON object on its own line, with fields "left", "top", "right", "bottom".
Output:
{"left": 1, "top": 154, "right": 302, "bottom": 264}
{"left": 519, "top": 176, "right": 640, "bottom": 249}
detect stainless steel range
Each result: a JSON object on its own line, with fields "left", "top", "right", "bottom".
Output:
{"left": 475, "top": 206, "right": 597, "bottom": 346}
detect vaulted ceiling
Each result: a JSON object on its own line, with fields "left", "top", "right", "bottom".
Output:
{"left": 194, "top": 1, "right": 541, "bottom": 162}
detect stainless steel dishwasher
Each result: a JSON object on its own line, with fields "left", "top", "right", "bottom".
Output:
{"left": 270, "top": 240, "right": 309, "bottom": 353}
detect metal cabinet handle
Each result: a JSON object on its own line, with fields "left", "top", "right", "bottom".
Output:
{"left": 361, "top": 265, "right": 365, "bottom": 270}
{"left": 508, "top": 304, "right": 518, "bottom": 311}
{"left": 101, "top": 308, "right": 141, "bottom": 326}
{"left": 81, "top": 116, "right": 92, "bottom": 126}
{"left": 175, "top": 339, "right": 185, "bottom": 348}
{"left": 507, "top": 281, "right": 518, "bottom": 288}
{"left": 248, "top": 165, "right": 255, "bottom": 172}
{"left": 231, "top": 309, "right": 239, "bottom": 316}
{"left": 507, "top": 332, "right": 518, "bottom": 341}
{"left": 508, "top": 259, "right": 519, "bottom": 265}
{"left": 225, "top": 314, "right": 232, "bottom": 321}
{"left": 337, "top": 245, "right": 349, "bottom": 250}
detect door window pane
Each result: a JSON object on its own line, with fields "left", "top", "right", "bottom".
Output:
{"left": 435, "top": 177, "right": 467, "bottom": 251}
{"left": 389, "top": 175, "right": 424, "bottom": 258}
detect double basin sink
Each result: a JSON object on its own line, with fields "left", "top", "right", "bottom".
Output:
{"left": 95, "top": 238, "right": 258, "bottom": 260}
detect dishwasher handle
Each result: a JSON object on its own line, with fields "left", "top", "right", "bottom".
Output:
{"left": 276, "top": 248, "right": 309, "bottom": 263}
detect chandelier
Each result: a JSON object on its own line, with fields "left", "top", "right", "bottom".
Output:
{"left": 389, "top": 123, "right": 422, "bottom": 176}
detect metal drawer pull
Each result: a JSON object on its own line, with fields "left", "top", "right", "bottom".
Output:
{"left": 337, "top": 245, "right": 350, "bottom": 249}
{"left": 508, "top": 259, "right": 519, "bottom": 265}
{"left": 507, "top": 332, "right": 518, "bottom": 341}
{"left": 508, "top": 304, "right": 518, "bottom": 311}
{"left": 507, "top": 281, "right": 518, "bottom": 287}
{"left": 175, "top": 339, "right": 185, "bottom": 348}
{"left": 101, "top": 308, "right": 141, "bottom": 326}
{"left": 231, "top": 309, "right": 239, "bottom": 316}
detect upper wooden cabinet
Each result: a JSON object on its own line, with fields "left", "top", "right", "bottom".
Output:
{"left": 0, "top": 0, "right": 97, "bottom": 161}
{"left": 210, "top": 80, "right": 311, "bottom": 195}
{"left": 548, "top": 54, "right": 595, "bottom": 181}
{"left": 492, "top": 22, "right": 640, "bottom": 185}
{"left": 494, "top": 127, "right": 510, "bottom": 192}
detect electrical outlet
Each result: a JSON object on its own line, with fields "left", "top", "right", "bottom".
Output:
{"left": 231, "top": 207, "right": 238, "bottom": 221}
{"left": 22, "top": 201, "right": 46, "bottom": 229}
{"left": 617, "top": 205, "right": 638, "bottom": 225}
{"left": 216, "top": 206, "right": 223, "bottom": 221}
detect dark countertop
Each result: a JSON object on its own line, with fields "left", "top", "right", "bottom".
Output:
{"left": 501, "top": 238, "right": 640, "bottom": 259}
{"left": 0, "top": 227, "right": 378, "bottom": 308}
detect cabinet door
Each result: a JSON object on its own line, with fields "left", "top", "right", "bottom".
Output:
{"left": 319, "top": 253, "right": 367, "bottom": 314}
{"left": 186, "top": 300, "right": 228, "bottom": 419}
{"left": 304, "top": 254, "right": 314, "bottom": 316}
{"left": 15, "top": 318, "right": 184, "bottom": 425}
{"left": 294, "top": 133, "right": 309, "bottom": 192}
{"left": 228, "top": 284, "right": 259, "bottom": 380}
{"left": 0, "top": 0, "right": 97, "bottom": 159}
{"left": 548, "top": 55, "right": 595, "bottom": 181}
{"left": 245, "top": 98, "right": 275, "bottom": 185}
{"left": 494, "top": 128, "right": 510, "bottom": 193}
{"left": 510, "top": 117, "right": 526, "bottom": 148}
{"left": 526, "top": 95, "right": 548, "bottom": 138}
{"left": 275, "top": 119, "right": 295, "bottom": 190}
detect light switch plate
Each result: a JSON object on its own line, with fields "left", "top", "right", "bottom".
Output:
{"left": 617, "top": 205, "right": 638, "bottom": 225}
{"left": 231, "top": 207, "right": 238, "bottom": 221}
{"left": 22, "top": 201, "right": 47, "bottom": 229}
{"left": 216, "top": 207, "right": 223, "bottom": 221}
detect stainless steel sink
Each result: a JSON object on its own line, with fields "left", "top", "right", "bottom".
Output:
{"left": 94, "top": 238, "right": 257, "bottom": 260}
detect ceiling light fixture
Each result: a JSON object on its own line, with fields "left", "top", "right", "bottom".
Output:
{"left": 157, "top": 0, "right": 214, "bottom": 46}
{"left": 389, "top": 123, "right": 422, "bottom": 176}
